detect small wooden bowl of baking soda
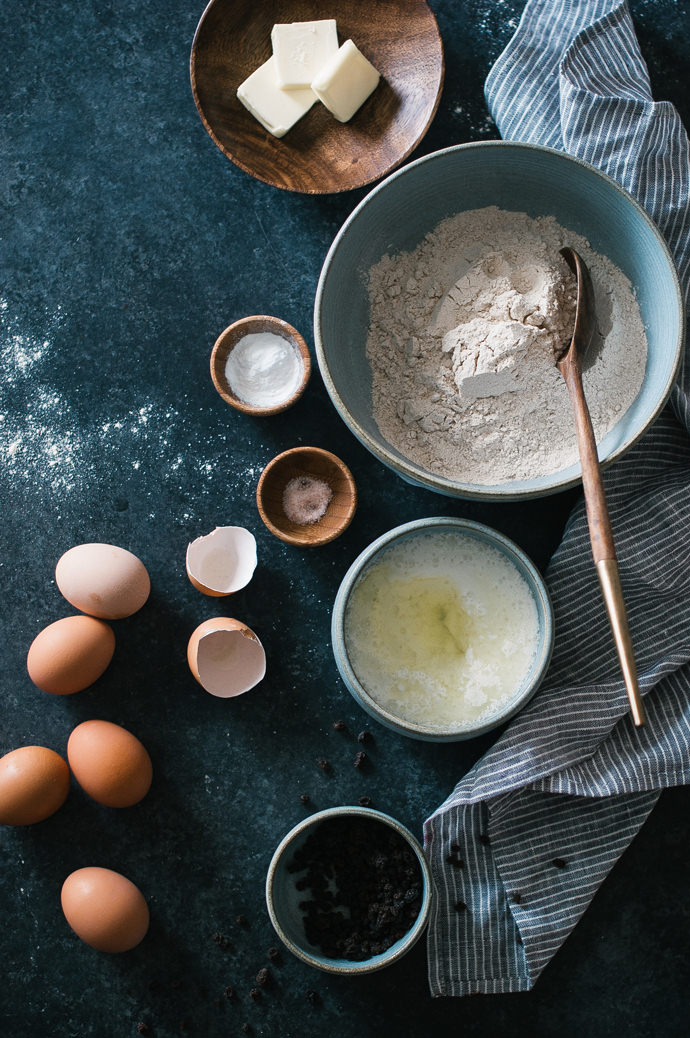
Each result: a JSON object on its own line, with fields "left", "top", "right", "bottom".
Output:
{"left": 257, "top": 446, "right": 357, "bottom": 547}
{"left": 210, "top": 315, "right": 311, "bottom": 415}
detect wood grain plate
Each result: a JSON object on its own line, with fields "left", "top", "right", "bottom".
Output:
{"left": 190, "top": 0, "right": 444, "bottom": 193}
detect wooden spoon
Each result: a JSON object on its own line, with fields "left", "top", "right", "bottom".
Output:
{"left": 557, "top": 247, "right": 646, "bottom": 728}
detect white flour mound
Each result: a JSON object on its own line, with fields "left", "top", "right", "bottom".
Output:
{"left": 365, "top": 207, "right": 647, "bottom": 484}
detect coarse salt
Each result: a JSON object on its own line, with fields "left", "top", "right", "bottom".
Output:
{"left": 282, "top": 475, "right": 333, "bottom": 525}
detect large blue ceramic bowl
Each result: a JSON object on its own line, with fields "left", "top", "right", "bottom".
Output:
{"left": 314, "top": 141, "right": 683, "bottom": 500}
{"left": 331, "top": 517, "right": 554, "bottom": 742}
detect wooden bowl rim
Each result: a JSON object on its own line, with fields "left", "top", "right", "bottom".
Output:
{"left": 210, "top": 315, "right": 312, "bottom": 415}
{"left": 189, "top": 0, "right": 445, "bottom": 194}
{"left": 256, "top": 446, "right": 357, "bottom": 546}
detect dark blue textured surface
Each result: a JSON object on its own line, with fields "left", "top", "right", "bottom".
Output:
{"left": 1, "top": 2, "right": 688, "bottom": 1035}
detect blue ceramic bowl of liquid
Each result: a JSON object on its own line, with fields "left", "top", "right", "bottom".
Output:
{"left": 331, "top": 517, "right": 554, "bottom": 742}
{"left": 266, "top": 806, "right": 432, "bottom": 974}
{"left": 314, "top": 141, "right": 683, "bottom": 500}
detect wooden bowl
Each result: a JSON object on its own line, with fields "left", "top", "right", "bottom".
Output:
{"left": 210, "top": 315, "right": 311, "bottom": 415}
{"left": 190, "top": 0, "right": 444, "bottom": 194}
{"left": 256, "top": 447, "right": 357, "bottom": 546}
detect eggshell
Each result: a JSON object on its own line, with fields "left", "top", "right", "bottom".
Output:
{"left": 67, "top": 720, "right": 152, "bottom": 807}
{"left": 187, "top": 617, "right": 266, "bottom": 697}
{"left": 185, "top": 526, "right": 257, "bottom": 596}
{"left": 27, "top": 615, "right": 115, "bottom": 695}
{"left": 56, "top": 543, "right": 150, "bottom": 619}
{"left": 0, "top": 746, "right": 70, "bottom": 825}
{"left": 61, "top": 867, "right": 149, "bottom": 952}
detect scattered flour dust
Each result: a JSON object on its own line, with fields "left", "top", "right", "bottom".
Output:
{"left": 365, "top": 207, "right": 648, "bottom": 484}
{"left": 0, "top": 296, "right": 248, "bottom": 514}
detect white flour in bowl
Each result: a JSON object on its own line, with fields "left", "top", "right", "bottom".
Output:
{"left": 365, "top": 207, "right": 647, "bottom": 484}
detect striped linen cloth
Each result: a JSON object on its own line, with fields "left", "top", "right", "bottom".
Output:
{"left": 424, "top": 0, "right": 690, "bottom": 995}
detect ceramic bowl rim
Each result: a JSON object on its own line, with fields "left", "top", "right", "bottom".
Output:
{"left": 314, "top": 139, "right": 685, "bottom": 500}
{"left": 265, "top": 805, "right": 433, "bottom": 974}
{"left": 331, "top": 516, "right": 554, "bottom": 741}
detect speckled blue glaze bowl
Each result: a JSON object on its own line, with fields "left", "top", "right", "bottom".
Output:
{"left": 266, "top": 806, "right": 432, "bottom": 974}
{"left": 314, "top": 141, "right": 684, "bottom": 500}
{"left": 331, "top": 517, "right": 554, "bottom": 741}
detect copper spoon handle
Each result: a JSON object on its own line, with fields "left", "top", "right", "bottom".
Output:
{"left": 560, "top": 357, "right": 646, "bottom": 728}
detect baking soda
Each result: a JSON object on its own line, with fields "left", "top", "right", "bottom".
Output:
{"left": 225, "top": 332, "right": 303, "bottom": 408}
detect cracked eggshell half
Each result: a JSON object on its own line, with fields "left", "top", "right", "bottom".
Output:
{"left": 56, "top": 543, "right": 150, "bottom": 619}
{"left": 185, "top": 526, "right": 258, "bottom": 597}
{"left": 187, "top": 617, "right": 266, "bottom": 697}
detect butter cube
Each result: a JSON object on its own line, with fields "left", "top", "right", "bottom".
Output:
{"left": 237, "top": 56, "right": 316, "bottom": 138}
{"left": 271, "top": 20, "right": 339, "bottom": 89}
{"left": 311, "top": 39, "right": 380, "bottom": 123}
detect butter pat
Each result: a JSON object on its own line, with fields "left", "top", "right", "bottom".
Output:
{"left": 237, "top": 56, "right": 316, "bottom": 138}
{"left": 311, "top": 39, "right": 380, "bottom": 123}
{"left": 271, "top": 19, "right": 339, "bottom": 89}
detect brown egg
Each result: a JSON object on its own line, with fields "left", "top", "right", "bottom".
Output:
{"left": 61, "top": 867, "right": 149, "bottom": 952}
{"left": 67, "top": 720, "right": 152, "bottom": 808}
{"left": 55, "top": 543, "right": 151, "bottom": 619}
{"left": 0, "top": 746, "right": 70, "bottom": 825}
{"left": 27, "top": 615, "right": 115, "bottom": 695}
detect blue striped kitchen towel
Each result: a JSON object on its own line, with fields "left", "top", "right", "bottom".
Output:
{"left": 424, "top": 0, "right": 690, "bottom": 995}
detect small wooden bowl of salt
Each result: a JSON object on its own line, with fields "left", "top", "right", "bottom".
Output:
{"left": 210, "top": 315, "right": 311, "bottom": 415}
{"left": 256, "top": 446, "right": 357, "bottom": 547}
